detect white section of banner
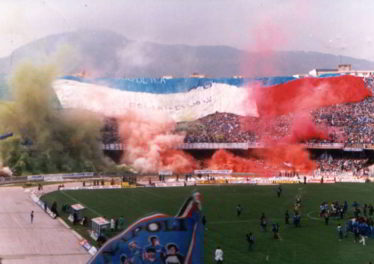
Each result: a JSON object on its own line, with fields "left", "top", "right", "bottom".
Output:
{"left": 53, "top": 80, "right": 258, "bottom": 122}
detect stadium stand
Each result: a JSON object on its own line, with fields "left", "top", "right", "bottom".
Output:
{"left": 100, "top": 77, "right": 374, "bottom": 174}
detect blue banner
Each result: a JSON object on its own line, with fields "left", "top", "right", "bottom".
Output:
{"left": 88, "top": 193, "right": 203, "bottom": 264}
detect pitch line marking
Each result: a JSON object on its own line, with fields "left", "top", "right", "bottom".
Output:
{"left": 306, "top": 211, "right": 322, "bottom": 221}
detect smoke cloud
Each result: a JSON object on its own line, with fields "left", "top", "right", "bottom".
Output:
{"left": 113, "top": 75, "right": 371, "bottom": 175}
{"left": 207, "top": 75, "right": 371, "bottom": 174}
{"left": 118, "top": 111, "right": 197, "bottom": 173}
{"left": 0, "top": 62, "right": 106, "bottom": 175}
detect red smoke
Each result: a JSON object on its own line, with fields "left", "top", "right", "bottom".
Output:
{"left": 207, "top": 150, "right": 259, "bottom": 173}
{"left": 240, "top": 75, "right": 370, "bottom": 174}
{"left": 117, "top": 111, "right": 197, "bottom": 173}
{"left": 244, "top": 23, "right": 286, "bottom": 77}
{"left": 159, "top": 149, "right": 197, "bottom": 174}
{"left": 243, "top": 14, "right": 290, "bottom": 77}
{"left": 255, "top": 75, "right": 371, "bottom": 117}
{"left": 210, "top": 76, "right": 370, "bottom": 175}
{"left": 286, "top": 115, "right": 328, "bottom": 144}
{"left": 207, "top": 145, "right": 317, "bottom": 175}
{"left": 115, "top": 75, "right": 370, "bottom": 175}
{"left": 256, "top": 144, "right": 317, "bottom": 172}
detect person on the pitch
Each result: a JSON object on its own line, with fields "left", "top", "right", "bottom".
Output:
{"left": 236, "top": 204, "right": 242, "bottom": 217}
{"left": 285, "top": 210, "right": 289, "bottom": 224}
{"left": 214, "top": 246, "right": 223, "bottom": 264}
{"left": 260, "top": 213, "right": 267, "bottom": 232}
{"left": 272, "top": 223, "right": 280, "bottom": 239}
{"left": 359, "top": 234, "right": 367, "bottom": 246}
{"left": 293, "top": 212, "right": 301, "bottom": 227}
{"left": 369, "top": 204, "right": 374, "bottom": 216}
{"left": 202, "top": 215, "right": 208, "bottom": 230}
{"left": 324, "top": 212, "right": 329, "bottom": 225}
{"left": 246, "top": 232, "right": 255, "bottom": 251}
{"left": 337, "top": 224, "right": 343, "bottom": 240}
{"left": 354, "top": 226, "right": 360, "bottom": 243}
{"left": 277, "top": 185, "right": 282, "bottom": 198}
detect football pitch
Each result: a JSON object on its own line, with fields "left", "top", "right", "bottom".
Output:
{"left": 41, "top": 183, "right": 374, "bottom": 264}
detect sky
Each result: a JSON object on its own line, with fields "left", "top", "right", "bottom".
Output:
{"left": 1, "top": 0, "right": 374, "bottom": 60}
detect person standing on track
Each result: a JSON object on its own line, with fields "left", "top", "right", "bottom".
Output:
{"left": 30, "top": 210, "right": 34, "bottom": 224}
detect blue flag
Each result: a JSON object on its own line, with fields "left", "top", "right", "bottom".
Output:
{"left": 88, "top": 192, "right": 203, "bottom": 264}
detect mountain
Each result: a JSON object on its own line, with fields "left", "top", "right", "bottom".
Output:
{"left": 1, "top": 30, "right": 374, "bottom": 78}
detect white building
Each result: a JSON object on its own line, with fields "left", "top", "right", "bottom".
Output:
{"left": 309, "top": 64, "right": 374, "bottom": 77}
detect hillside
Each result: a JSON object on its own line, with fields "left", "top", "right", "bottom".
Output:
{"left": 1, "top": 30, "right": 374, "bottom": 78}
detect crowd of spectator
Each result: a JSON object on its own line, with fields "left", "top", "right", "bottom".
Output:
{"left": 101, "top": 78, "right": 374, "bottom": 148}
{"left": 315, "top": 157, "right": 369, "bottom": 175}
{"left": 181, "top": 77, "right": 374, "bottom": 147}
{"left": 183, "top": 113, "right": 257, "bottom": 143}
{"left": 100, "top": 78, "right": 374, "bottom": 173}
{"left": 311, "top": 95, "right": 374, "bottom": 146}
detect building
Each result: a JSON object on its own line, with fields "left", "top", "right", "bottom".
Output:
{"left": 338, "top": 64, "right": 352, "bottom": 71}
{"left": 308, "top": 68, "right": 339, "bottom": 77}
{"left": 189, "top": 73, "right": 206, "bottom": 78}
{"left": 309, "top": 64, "right": 374, "bottom": 77}
{"left": 161, "top": 75, "right": 174, "bottom": 79}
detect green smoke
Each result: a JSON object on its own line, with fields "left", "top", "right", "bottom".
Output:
{"left": 0, "top": 75, "right": 10, "bottom": 100}
{"left": 0, "top": 62, "right": 107, "bottom": 175}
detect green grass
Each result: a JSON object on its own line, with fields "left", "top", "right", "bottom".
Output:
{"left": 41, "top": 183, "right": 374, "bottom": 264}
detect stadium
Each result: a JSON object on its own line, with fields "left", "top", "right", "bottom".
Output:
{"left": 2, "top": 61, "right": 374, "bottom": 263}
{"left": 53, "top": 69, "right": 374, "bottom": 179}
{"left": 3, "top": 1, "right": 374, "bottom": 263}
{"left": 34, "top": 68, "right": 374, "bottom": 263}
